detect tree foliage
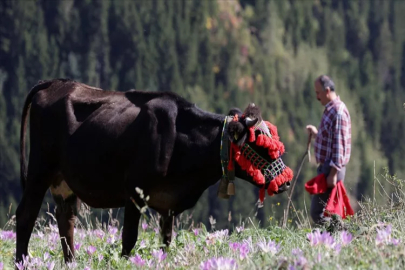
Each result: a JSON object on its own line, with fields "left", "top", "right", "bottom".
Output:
{"left": 0, "top": 0, "right": 404, "bottom": 229}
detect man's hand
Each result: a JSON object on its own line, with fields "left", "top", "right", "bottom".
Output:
{"left": 327, "top": 167, "right": 338, "bottom": 188}
{"left": 306, "top": 125, "right": 318, "bottom": 137}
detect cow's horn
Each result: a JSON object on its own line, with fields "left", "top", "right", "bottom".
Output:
{"left": 245, "top": 116, "right": 256, "bottom": 126}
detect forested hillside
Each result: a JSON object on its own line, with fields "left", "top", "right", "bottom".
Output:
{"left": 1, "top": 0, "right": 404, "bottom": 229}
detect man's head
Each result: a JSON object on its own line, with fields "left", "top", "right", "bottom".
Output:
{"left": 314, "top": 75, "right": 337, "bottom": 106}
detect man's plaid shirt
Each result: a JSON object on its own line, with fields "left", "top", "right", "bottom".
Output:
{"left": 314, "top": 96, "right": 351, "bottom": 171}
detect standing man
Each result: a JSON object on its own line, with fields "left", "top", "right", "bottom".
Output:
{"left": 306, "top": 75, "right": 352, "bottom": 226}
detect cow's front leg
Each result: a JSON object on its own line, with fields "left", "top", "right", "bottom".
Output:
{"left": 121, "top": 199, "right": 141, "bottom": 257}
{"left": 160, "top": 214, "right": 174, "bottom": 248}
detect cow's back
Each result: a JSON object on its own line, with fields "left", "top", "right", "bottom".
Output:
{"left": 29, "top": 80, "right": 146, "bottom": 207}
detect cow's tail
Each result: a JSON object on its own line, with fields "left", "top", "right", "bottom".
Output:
{"left": 20, "top": 80, "right": 54, "bottom": 191}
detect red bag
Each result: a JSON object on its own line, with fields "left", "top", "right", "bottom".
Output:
{"left": 305, "top": 173, "right": 354, "bottom": 219}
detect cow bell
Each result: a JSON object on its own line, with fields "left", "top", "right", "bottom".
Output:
{"left": 227, "top": 181, "right": 235, "bottom": 196}
{"left": 217, "top": 176, "right": 230, "bottom": 199}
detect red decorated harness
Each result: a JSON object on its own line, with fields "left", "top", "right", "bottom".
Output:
{"left": 224, "top": 115, "right": 293, "bottom": 204}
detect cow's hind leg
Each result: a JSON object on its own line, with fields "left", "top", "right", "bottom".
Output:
{"left": 160, "top": 214, "right": 174, "bottom": 248}
{"left": 16, "top": 172, "right": 50, "bottom": 264}
{"left": 121, "top": 198, "right": 142, "bottom": 257}
{"left": 51, "top": 180, "right": 78, "bottom": 263}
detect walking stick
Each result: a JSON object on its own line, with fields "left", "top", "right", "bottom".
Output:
{"left": 282, "top": 133, "right": 312, "bottom": 228}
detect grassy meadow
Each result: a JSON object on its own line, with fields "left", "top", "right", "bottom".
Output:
{"left": 1, "top": 169, "right": 405, "bottom": 270}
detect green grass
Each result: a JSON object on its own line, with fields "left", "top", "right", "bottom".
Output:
{"left": 1, "top": 169, "right": 405, "bottom": 269}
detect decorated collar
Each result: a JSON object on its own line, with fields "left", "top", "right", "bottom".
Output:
{"left": 219, "top": 116, "right": 236, "bottom": 195}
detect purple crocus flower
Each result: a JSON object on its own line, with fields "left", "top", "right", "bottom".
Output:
{"left": 67, "top": 261, "right": 77, "bottom": 269}
{"left": 235, "top": 226, "right": 244, "bottom": 233}
{"left": 145, "top": 259, "right": 154, "bottom": 268}
{"left": 307, "top": 230, "right": 322, "bottom": 246}
{"left": 334, "top": 243, "right": 342, "bottom": 254}
{"left": 48, "top": 232, "right": 59, "bottom": 246}
{"left": 340, "top": 231, "right": 353, "bottom": 245}
{"left": 239, "top": 243, "right": 250, "bottom": 260}
{"left": 290, "top": 249, "right": 307, "bottom": 269}
{"left": 0, "top": 262, "right": 3, "bottom": 270}
{"left": 320, "top": 232, "right": 335, "bottom": 248}
{"left": 129, "top": 255, "right": 145, "bottom": 267}
{"left": 107, "top": 235, "right": 116, "bottom": 244}
{"left": 0, "top": 230, "right": 16, "bottom": 240}
{"left": 200, "top": 257, "right": 238, "bottom": 270}
{"left": 152, "top": 249, "right": 167, "bottom": 262}
{"left": 86, "top": 245, "right": 96, "bottom": 256}
{"left": 15, "top": 262, "right": 24, "bottom": 270}
{"left": 295, "top": 256, "right": 307, "bottom": 267}
{"left": 108, "top": 226, "right": 118, "bottom": 235}
{"left": 15, "top": 255, "right": 29, "bottom": 270}
{"left": 74, "top": 243, "right": 82, "bottom": 251}
{"left": 392, "top": 238, "right": 401, "bottom": 246}
{"left": 139, "top": 240, "right": 146, "bottom": 249}
{"left": 307, "top": 230, "right": 335, "bottom": 248}
{"left": 376, "top": 225, "right": 392, "bottom": 246}
{"left": 98, "top": 254, "right": 104, "bottom": 262}
{"left": 31, "top": 257, "right": 43, "bottom": 268}
{"left": 36, "top": 231, "right": 44, "bottom": 239}
{"left": 229, "top": 242, "right": 249, "bottom": 260}
{"left": 257, "top": 239, "right": 281, "bottom": 255}
{"left": 43, "top": 252, "right": 50, "bottom": 261}
{"left": 243, "top": 236, "right": 253, "bottom": 246}
{"left": 142, "top": 222, "right": 148, "bottom": 231}
{"left": 215, "top": 229, "right": 229, "bottom": 238}
{"left": 229, "top": 242, "right": 241, "bottom": 251}
{"left": 193, "top": 228, "right": 200, "bottom": 236}
{"left": 93, "top": 229, "right": 105, "bottom": 239}
{"left": 291, "top": 248, "right": 303, "bottom": 257}
{"left": 376, "top": 225, "right": 401, "bottom": 246}
{"left": 48, "top": 223, "right": 59, "bottom": 233}
{"left": 47, "top": 261, "right": 55, "bottom": 270}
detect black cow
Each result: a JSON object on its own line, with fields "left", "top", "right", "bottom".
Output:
{"left": 16, "top": 78, "right": 291, "bottom": 264}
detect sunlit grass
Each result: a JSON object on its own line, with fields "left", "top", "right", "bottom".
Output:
{"left": 1, "top": 169, "right": 405, "bottom": 269}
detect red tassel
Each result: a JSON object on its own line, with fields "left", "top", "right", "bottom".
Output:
{"left": 254, "top": 170, "right": 265, "bottom": 185}
{"left": 266, "top": 166, "right": 294, "bottom": 196}
{"left": 255, "top": 134, "right": 285, "bottom": 159}
{"left": 259, "top": 186, "right": 266, "bottom": 202}
{"left": 256, "top": 134, "right": 265, "bottom": 147}
{"left": 256, "top": 135, "right": 284, "bottom": 152}
{"left": 249, "top": 127, "right": 255, "bottom": 142}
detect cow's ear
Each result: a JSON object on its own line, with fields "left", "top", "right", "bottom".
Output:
{"left": 227, "top": 107, "right": 242, "bottom": 117}
{"left": 227, "top": 121, "right": 246, "bottom": 145}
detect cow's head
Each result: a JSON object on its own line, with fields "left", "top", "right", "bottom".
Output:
{"left": 225, "top": 103, "right": 293, "bottom": 202}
